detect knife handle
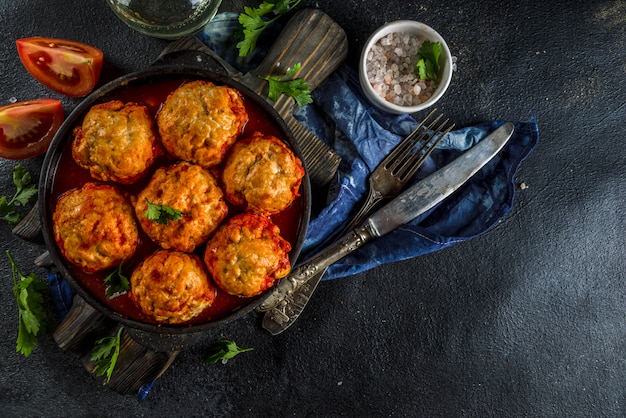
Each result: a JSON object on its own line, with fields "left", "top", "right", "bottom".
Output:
{"left": 258, "top": 224, "right": 373, "bottom": 314}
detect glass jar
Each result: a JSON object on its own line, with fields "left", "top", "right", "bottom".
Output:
{"left": 106, "top": 0, "right": 222, "bottom": 39}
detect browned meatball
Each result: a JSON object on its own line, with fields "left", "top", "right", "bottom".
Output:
{"left": 130, "top": 250, "right": 216, "bottom": 324}
{"left": 72, "top": 100, "right": 160, "bottom": 184}
{"left": 156, "top": 80, "right": 248, "bottom": 168}
{"left": 135, "top": 161, "right": 228, "bottom": 252}
{"left": 204, "top": 213, "right": 291, "bottom": 298}
{"left": 222, "top": 132, "right": 305, "bottom": 214}
{"left": 52, "top": 183, "right": 139, "bottom": 273}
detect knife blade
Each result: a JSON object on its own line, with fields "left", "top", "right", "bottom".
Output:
{"left": 258, "top": 122, "right": 515, "bottom": 335}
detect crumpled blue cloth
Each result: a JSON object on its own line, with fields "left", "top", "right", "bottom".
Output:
{"left": 198, "top": 13, "right": 539, "bottom": 280}
{"left": 296, "top": 67, "right": 538, "bottom": 279}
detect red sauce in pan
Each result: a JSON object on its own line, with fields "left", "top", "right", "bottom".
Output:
{"left": 48, "top": 75, "right": 305, "bottom": 326}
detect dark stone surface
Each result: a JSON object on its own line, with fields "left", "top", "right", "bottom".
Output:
{"left": 0, "top": 0, "right": 624, "bottom": 416}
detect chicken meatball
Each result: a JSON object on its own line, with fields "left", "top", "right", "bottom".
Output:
{"left": 131, "top": 250, "right": 216, "bottom": 324}
{"left": 72, "top": 100, "right": 160, "bottom": 184}
{"left": 222, "top": 132, "right": 304, "bottom": 214}
{"left": 52, "top": 183, "right": 139, "bottom": 273}
{"left": 156, "top": 80, "right": 248, "bottom": 168}
{"left": 204, "top": 213, "right": 291, "bottom": 298}
{"left": 135, "top": 161, "right": 228, "bottom": 252}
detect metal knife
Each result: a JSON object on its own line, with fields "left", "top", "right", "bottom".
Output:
{"left": 258, "top": 122, "right": 515, "bottom": 335}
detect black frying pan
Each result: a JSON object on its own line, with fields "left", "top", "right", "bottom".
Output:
{"left": 39, "top": 64, "right": 311, "bottom": 350}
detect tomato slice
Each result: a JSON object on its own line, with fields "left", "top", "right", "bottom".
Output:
{"left": 0, "top": 99, "right": 64, "bottom": 159}
{"left": 16, "top": 37, "right": 104, "bottom": 98}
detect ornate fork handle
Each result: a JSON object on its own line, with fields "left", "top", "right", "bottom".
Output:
{"left": 258, "top": 224, "right": 375, "bottom": 314}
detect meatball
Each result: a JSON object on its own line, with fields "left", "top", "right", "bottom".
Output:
{"left": 156, "top": 80, "right": 248, "bottom": 168}
{"left": 222, "top": 132, "right": 304, "bottom": 214}
{"left": 52, "top": 183, "right": 139, "bottom": 273}
{"left": 131, "top": 250, "right": 216, "bottom": 324}
{"left": 72, "top": 100, "right": 160, "bottom": 184}
{"left": 135, "top": 161, "right": 228, "bottom": 252}
{"left": 204, "top": 213, "right": 291, "bottom": 298}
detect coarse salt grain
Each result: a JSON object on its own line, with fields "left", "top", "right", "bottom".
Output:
{"left": 366, "top": 32, "right": 438, "bottom": 107}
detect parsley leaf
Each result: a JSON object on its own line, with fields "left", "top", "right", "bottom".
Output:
{"left": 0, "top": 164, "right": 38, "bottom": 225}
{"left": 7, "top": 250, "right": 47, "bottom": 357}
{"left": 259, "top": 63, "right": 313, "bottom": 106}
{"left": 143, "top": 198, "right": 189, "bottom": 225}
{"left": 205, "top": 339, "right": 253, "bottom": 364}
{"left": 236, "top": 0, "right": 302, "bottom": 57}
{"left": 415, "top": 40, "right": 442, "bottom": 83}
{"left": 104, "top": 261, "right": 130, "bottom": 299}
{"left": 92, "top": 327, "right": 123, "bottom": 383}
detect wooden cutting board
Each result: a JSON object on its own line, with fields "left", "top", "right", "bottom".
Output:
{"left": 14, "top": 8, "right": 348, "bottom": 396}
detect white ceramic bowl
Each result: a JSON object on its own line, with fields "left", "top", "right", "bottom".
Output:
{"left": 359, "top": 20, "right": 453, "bottom": 114}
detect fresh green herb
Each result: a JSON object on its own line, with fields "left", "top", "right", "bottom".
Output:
{"left": 143, "top": 198, "right": 189, "bottom": 225}
{"left": 237, "top": 0, "right": 302, "bottom": 57}
{"left": 7, "top": 250, "right": 47, "bottom": 357}
{"left": 104, "top": 261, "right": 129, "bottom": 299}
{"left": 415, "top": 40, "right": 442, "bottom": 83}
{"left": 205, "top": 339, "right": 253, "bottom": 364}
{"left": 0, "top": 164, "right": 38, "bottom": 224}
{"left": 92, "top": 327, "right": 123, "bottom": 383}
{"left": 259, "top": 63, "right": 312, "bottom": 106}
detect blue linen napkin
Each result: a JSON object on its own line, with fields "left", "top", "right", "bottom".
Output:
{"left": 296, "top": 68, "right": 538, "bottom": 279}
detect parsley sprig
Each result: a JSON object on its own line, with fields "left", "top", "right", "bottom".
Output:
{"left": 415, "top": 40, "right": 442, "bottom": 83}
{"left": 237, "top": 0, "right": 302, "bottom": 57}
{"left": 205, "top": 339, "right": 253, "bottom": 364}
{"left": 8, "top": 250, "right": 47, "bottom": 357}
{"left": 0, "top": 164, "right": 38, "bottom": 225}
{"left": 259, "top": 63, "right": 312, "bottom": 106}
{"left": 104, "top": 261, "right": 130, "bottom": 299}
{"left": 92, "top": 327, "right": 123, "bottom": 383}
{"left": 143, "top": 198, "right": 189, "bottom": 225}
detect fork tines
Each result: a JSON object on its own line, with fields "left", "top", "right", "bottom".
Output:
{"left": 385, "top": 109, "right": 455, "bottom": 182}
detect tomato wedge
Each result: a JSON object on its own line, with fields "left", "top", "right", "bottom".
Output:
{"left": 16, "top": 37, "right": 104, "bottom": 98}
{"left": 0, "top": 99, "right": 64, "bottom": 159}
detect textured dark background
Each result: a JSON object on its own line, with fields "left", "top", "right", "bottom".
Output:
{"left": 1, "top": 0, "right": 624, "bottom": 416}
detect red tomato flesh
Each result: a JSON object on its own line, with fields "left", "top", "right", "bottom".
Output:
{"left": 16, "top": 37, "right": 104, "bottom": 98}
{"left": 0, "top": 99, "right": 64, "bottom": 159}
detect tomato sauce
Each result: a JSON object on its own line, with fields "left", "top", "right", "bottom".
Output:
{"left": 48, "top": 75, "right": 305, "bottom": 326}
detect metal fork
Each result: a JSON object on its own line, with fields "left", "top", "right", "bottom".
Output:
{"left": 258, "top": 110, "right": 455, "bottom": 334}
{"left": 338, "top": 109, "right": 455, "bottom": 236}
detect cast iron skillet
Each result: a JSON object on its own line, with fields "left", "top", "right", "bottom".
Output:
{"left": 39, "top": 64, "right": 311, "bottom": 349}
